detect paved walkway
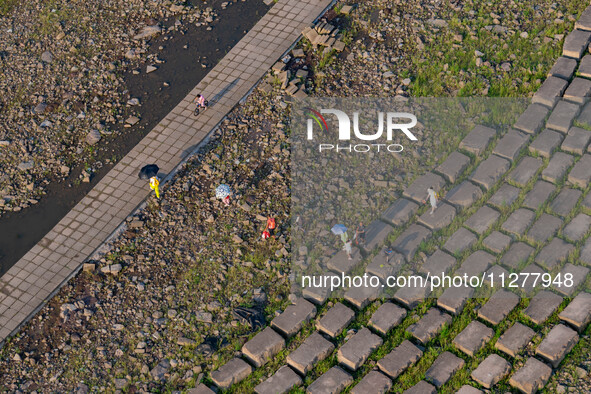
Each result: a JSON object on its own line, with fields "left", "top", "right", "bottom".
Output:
{"left": 0, "top": 0, "right": 335, "bottom": 345}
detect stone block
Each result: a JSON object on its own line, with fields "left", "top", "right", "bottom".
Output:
{"left": 536, "top": 238, "right": 575, "bottom": 270}
{"left": 524, "top": 290, "right": 564, "bottom": 325}
{"left": 551, "top": 188, "right": 582, "bottom": 217}
{"left": 403, "top": 172, "right": 446, "bottom": 203}
{"left": 563, "top": 213, "right": 591, "bottom": 241}
{"left": 381, "top": 198, "right": 418, "bottom": 226}
{"left": 562, "top": 126, "right": 591, "bottom": 154}
{"left": 495, "top": 322, "right": 535, "bottom": 357}
{"left": 459, "top": 125, "right": 496, "bottom": 155}
{"left": 532, "top": 76, "right": 568, "bottom": 108}
{"left": 536, "top": 324, "right": 579, "bottom": 367}
{"left": 421, "top": 250, "right": 457, "bottom": 276}
{"left": 403, "top": 381, "right": 436, "bottom": 394}
{"left": 563, "top": 29, "right": 591, "bottom": 58}
{"left": 478, "top": 290, "right": 520, "bottom": 325}
{"left": 255, "top": 366, "right": 302, "bottom": 394}
{"left": 455, "top": 250, "right": 495, "bottom": 278}
{"left": 211, "top": 358, "right": 252, "bottom": 389}
{"left": 514, "top": 103, "right": 549, "bottom": 134}
{"left": 394, "top": 281, "right": 431, "bottom": 309}
{"left": 337, "top": 327, "right": 382, "bottom": 371}
{"left": 508, "top": 156, "right": 543, "bottom": 186}
{"left": 488, "top": 183, "right": 520, "bottom": 208}
{"left": 559, "top": 292, "right": 591, "bottom": 332}
{"left": 327, "top": 248, "right": 362, "bottom": 275}
{"left": 509, "top": 357, "right": 552, "bottom": 394}
{"left": 465, "top": 206, "right": 500, "bottom": 234}
{"left": 500, "top": 242, "right": 534, "bottom": 270}
{"left": 548, "top": 56, "right": 578, "bottom": 80}
{"left": 303, "top": 273, "right": 338, "bottom": 305}
{"left": 456, "top": 386, "right": 483, "bottom": 394}
{"left": 529, "top": 128, "right": 563, "bottom": 157}
{"left": 287, "top": 332, "right": 334, "bottom": 375}
{"left": 377, "top": 340, "right": 423, "bottom": 379}
{"left": 554, "top": 263, "right": 589, "bottom": 296}
{"left": 581, "top": 238, "right": 591, "bottom": 266}
{"left": 492, "top": 129, "right": 529, "bottom": 161}
{"left": 418, "top": 202, "right": 456, "bottom": 231}
{"left": 350, "top": 371, "right": 391, "bottom": 394}
{"left": 444, "top": 181, "right": 483, "bottom": 209}
{"left": 366, "top": 248, "right": 404, "bottom": 281}
{"left": 392, "top": 224, "right": 431, "bottom": 261}
{"left": 470, "top": 354, "right": 511, "bottom": 389}
{"left": 369, "top": 302, "right": 406, "bottom": 335}
{"left": 362, "top": 220, "right": 393, "bottom": 253}
{"left": 317, "top": 302, "right": 355, "bottom": 338}
{"left": 407, "top": 308, "right": 452, "bottom": 344}
{"left": 483, "top": 231, "right": 511, "bottom": 254}
{"left": 271, "top": 298, "right": 316, "bottom": 338}
{"left": 501, "top": 208, "right": 536, "bottom": 236}
{"left": 545, "top": 100, "right": 581, "bottom": 133}
{"left": 435, "top": 151, "right": 471, "bottom": 183}
{"left": 542, "top": 152, "right": 575, "bottom": 183}
{"left": 527, "top": 213, "right": 563, "bottom": 243}
{"left": 568, "top": 153, "right": 591, "bottom": 187}
{"left": 522, "top": 180, "right": 556, "bottom": 210}
{"left": 344, "top": 278, "right": 383, "bottom": 310}
{"left": 470, "top": 155, "right": 511, "bottom": 190}
{"left": 188, "top": 384, "right": 215, "bottom": 394}
{"left": 443, "top": 227, "right": 477, "bottom": 255}
{"left": 520, "top": 264, "right": 548, "bottom": 295}
{"left": 484, "top": 265, "right": 510, "bottom": 288}
{"left": 578, "top": 101, "right": 591, "bottom": 127}
{"left": 306, "top": 366, "right": 352, "bottom": 394}
{"left": 242, "top": 327, "right": 285, "bottom": 367}
{"left": 425, "top": 351, "right": 465, "bottom": 388}
{"left": 563, "top": 77, "right": 591, "bottom": 104}
{"left": 453, "top": 321, "right": 494, "bottom": 357}
{"left": 437, "top": 285, "right": 474, "bottom": 315}
{"left": 576, "top": 5, "right": 591, "bottom": 31}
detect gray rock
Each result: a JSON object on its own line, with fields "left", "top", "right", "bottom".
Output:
{"left": 435, "top": 151, "right": 471, "bottom": 182}
{"left": 488, "top": 183, "right": 520, "bottom": 208}
{"left": 501, "top": 242, "right": 534, "bottom": 270}
{"left": 33, "top": 102, "right": 47, "bottom": 114}
{"left": 443, "top": 227, "right": 477, "bottom": 255}
{"left": 542, "top": 152, "right": 575, "bottom": 183}
{"left": 508, "top": 156, "right": 543, "bottom": 186}
{"left": 41, "top": 50, "right": 53, "bottom": 63}
{"left": 134, "top": 24, "right": 162, "bottom": 40}
{"left": 563, "top": 77, "right": 591, "bottom": 104}
{"left": 478, "top": 290, "right": 520, "bottom": 325}
{"left": 211, "top": 358, "right": 252, "bottom": 389}
{"left": 242, "top": 327, "right": 285, "bottom": 367}
{"left": 535, "top": 238, "right": 575, "bottom": 270}
{"left": 492, "top": 129, "right": 529, "bottom": 162}
{"left": 350, "top": 371, "right": 392, "bottom": 394}
{"left": 437, "top": 285, "right": 474, "bottom": 315}
{"left": 17, "top": 161, "right": 34, "bottom": 171}
{"left": 522, "top": 181, "right": 556, "bottom": 209}
{"left": 407, "top": 308, "right": 452, "bottom": 344}
{"left": 455, "top": 250, "right": 495, "bottom": 278}
{"left": 514, "top": 103, "right": 549, "bottom": 134}
{"left": 509, "top": 357, "right": 553, "bottom": 394}
{"left": 403, "top": 381, "right": 436, "bottom": 394}
{"left": 559, "top": 292, "right": 591, "bottom": 332}
{"left": 337, "top": 327, "right": 382, "bottom": 371}
{"left": 444, "top": 181, "right": 483, "bottom": 209}
{"left": 146, "top": 65, "right": 158, "bottom": 73}
{"left": 545, "top": 100, "right": 581, "bottom": 133}
{"left": 465, "top": 206, "right": 500, "bottom": 234}
{"left": 317, "top": 302, "right": 355, "bottom": 338}
{"left": 563, "top": 29, "right": 591, "bottom": 59}
{"left": 187, "top": 384, "right": 215, "bottom": 394}
{"left": 307, "top": 366, "right": 352, "bottom": 394}
{"left": 392, "top": 224, "right": 431, "bottom": 261}
{"left": 529, "top": 129, "right": 563, "bottom": 157}
{"left": 417, "top": 202, "right": 456, "bottom": 231}
{"left": 495, "top": 322, "right": 535, "bottom": 357}
{"left": 377, "top": 340, "right": 423, "bottom": 379}
{"left": 126, "top": 115, "right": 140, "bottom": 125}
{"left": 425, "top": 351, "right": 464, "bottom": 387}
{"left": 568, "top": 153, "right": 591, "bottom": 187}
{"left": 470, "top": 354, "right": 511, "bottom": 389}
{"left": 86, "top": 130, "right": 102, "bottom": 145}
{"left": 501, "top": 208, "right": 536, "bottom": 236}
{"left": 254, "top": 366, "right": 301, "bottom": 394}
{"left": 550, "top": 188, "right": 582, "bottom": 217}
{"left": 524, "top": 291, "right": 564, "bottom": 325}
{"left": 562, "top": 126, "right": 591, "bottom": 155}
{"left": 536, "top": 324, "right": 579, "bottom": 367}
{"left": 459, "top": 125, "right": 496, "bottom": 155}
{"left": 453, "top": 321, "right": 494, "bottom": 357}
{"left": 548, "top": 56, "right": 578, "bottom": 80}
{"left": 563, "top": 213, "right": 591, "bottom": 241}
{"left": 532, "top": 76, "right": 569, "bottom": 108}
{"left": 369, "top": 302, "right": 406, "bottom": 335}
{"left": 271, "top": 298, "right": 316, "bottom": 338}
{"left": 150, "top": 359, "right": 171, "bottom": 381}
{"left": 381, "top": 198, "right": 418, "bottom": 226}
{"left": 576, "top": 6, "right": 591, "bottom": 31}
{"left": 456, "top": 385, "right": 483, "bottom": 394}
{"left": 287, "top": 332, "right": 334, "bottom": 375}
{"left": 403, "top": 172, "right": 446, "bottom": 203}
{"left": 470, "top": 155, "right": 510, "bottom": 190}
{"left": 527, "top": 213, "right": 562, "bottom": 243}
{"left": 483, "top": 231, "right": 511, "bottom": 254}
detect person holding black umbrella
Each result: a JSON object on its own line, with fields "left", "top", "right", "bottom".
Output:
{"left": 139, "top": 164, "right": 161, "bottom": 199}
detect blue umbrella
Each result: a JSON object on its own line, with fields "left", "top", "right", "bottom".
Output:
{"left": 215, "top": 184, "right": 232, "bottom": 199}
{"left": 331, "top": 224, "right": 347, "bottom": 235}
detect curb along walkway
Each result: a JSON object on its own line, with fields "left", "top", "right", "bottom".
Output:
{"left": 0, "top": 0, "right": 335, "bottom": 345}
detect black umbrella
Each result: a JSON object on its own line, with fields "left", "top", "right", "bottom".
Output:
{"left": 138, "top": 164, "right": 159, "bottom": 180}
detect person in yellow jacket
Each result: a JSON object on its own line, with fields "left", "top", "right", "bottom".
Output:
{"left": 149, "top": 176, "right": 160, "bottom": 199}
